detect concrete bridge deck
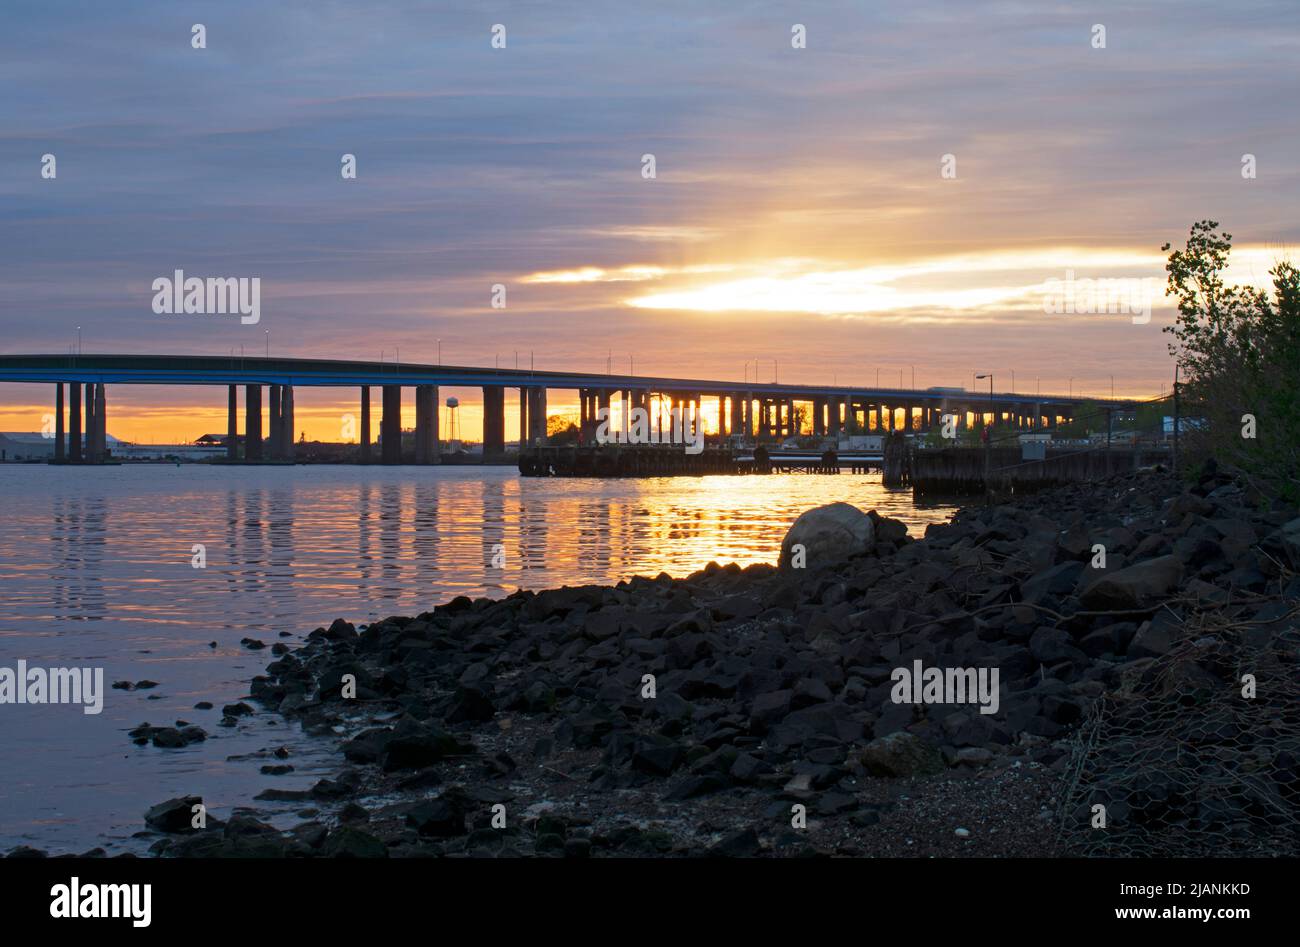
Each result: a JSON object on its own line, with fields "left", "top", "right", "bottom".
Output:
{"left": 0, "top": 353, "right": 1137, "bottom": 466}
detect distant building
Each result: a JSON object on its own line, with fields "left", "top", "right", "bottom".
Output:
{"left": 0, "top": 432, "right": 123, "bottom": 462}
{"left": 195, "top": 432, "right": 241, "bottom": 446}
{"left": 112, "top": 440, "right": 225, "bottom": 461}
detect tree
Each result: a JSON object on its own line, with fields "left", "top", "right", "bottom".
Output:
{"left": 546, "top": 414, "right": 579, "bottom": 445}
{"left": 1057, "top": 401, "right": 1108, "bottom": 439}
{"left": 1163, "top": 220, "right": 1300, "bottom": 500}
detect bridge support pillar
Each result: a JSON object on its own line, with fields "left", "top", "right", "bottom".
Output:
{"left": 415, "top": 384, "right": 437, "bottom": 464}
{"left": 93, "top": 384, "right": 106, "bottom": 460}
{"left": 282, "top": 386, "right": 295, "bottom": 459}
{"left": 527, "top": 387, "right": 547, "bottom": 445}
{"left": 54, "top": 384, "right": 65, "bottom": 462}
{"left": 381, "top": 385, "right": 402, "bottom": 464}
{"left": 482, "top": 385, "right": 505, "bottom": 459}
{"left": 518, "top": 388, "right": 529, "bottom": 447}
{"left": 69, "top": 383, "right": 82, "bottom": 462}
{"left": 268, "top": 384, "right": 281, "bottom": 460}
{"left": 359, "top": 387, "right": 371, "bottom": 463}
{"left": 245, "top": 385, "right": 263, "bottom": 461}
{"left": 84, "top": 383, "right": 96, "bottom": 462}
{"left": 227, "top": 385, "right": 238, "bottom": 460}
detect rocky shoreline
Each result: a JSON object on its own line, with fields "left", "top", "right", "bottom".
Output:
{"left": 16, "top": 463, "right": 1300, "bottom": 858}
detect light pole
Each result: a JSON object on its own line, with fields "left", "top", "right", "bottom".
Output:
{"left": 437, "top": 339, "right": 442, "bottom": 365}
{"left": 1069, "top": 377, "right": 1074, "bottom": 398}
{"left": 265, "top": 330, "right": 269, "bottom": 358}
{"left": 910, "top": 365, "right": 915, "bottom": 389}
{"left": 976, "top": 374, "right": 994, "bottom": 428}
{"left": 1110, "top": 374, "right": 1114, "bottom": 398}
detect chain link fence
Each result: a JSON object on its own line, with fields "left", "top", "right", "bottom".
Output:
{"left": 1057, "top": 604, "right": 1300, "bottom": 857}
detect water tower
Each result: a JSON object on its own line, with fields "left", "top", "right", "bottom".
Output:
{"left": 444, "top": 395, "right": 461, "bottom": 449}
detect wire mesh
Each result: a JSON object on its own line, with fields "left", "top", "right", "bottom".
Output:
{"left": 1056, "top": 604, "right": 1300, "bottom": 856}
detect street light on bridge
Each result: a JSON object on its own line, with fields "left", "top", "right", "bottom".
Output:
{"left": 976, "top": 373, "right": 994, "bottom": 428}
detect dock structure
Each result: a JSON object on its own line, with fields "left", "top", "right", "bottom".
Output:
{"left": 911, "top": 446, "right": 1171, "bottom": 495}
{"left": 520, "top": 445, "right": 741, "bottom": 477}
{"left": 1, "top": 353, "right": 1136, "bottom": 466}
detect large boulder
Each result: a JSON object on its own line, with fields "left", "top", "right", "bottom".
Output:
{"left": 855, "top": 731, "right": 944, "bottom": 777}
{"left": 1079, "top": 555, "right": 1183, "bottom": 610}
{"left": 779, "top": 503, "right": 875, "bottom": 571}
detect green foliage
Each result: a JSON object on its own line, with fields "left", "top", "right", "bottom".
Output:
{"left": 1163, "top": 220, "right": 1300, "bottom": 501}
{"left": 1132, "top": 397, "right": 1171, "bottom": 436}
{"left": 1057, "top": 401, "right": 1107, "bottom": 439}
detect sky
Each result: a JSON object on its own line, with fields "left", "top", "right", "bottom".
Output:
{"left": 2, "top": 0, "right": 1298, "bottom": 442}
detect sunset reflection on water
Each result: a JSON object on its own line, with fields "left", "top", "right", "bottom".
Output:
{"left": 0, "top": 464, "right": 959, "bottom": 854}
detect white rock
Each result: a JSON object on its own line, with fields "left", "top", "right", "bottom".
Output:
{"left": 780, "top": 502, "right": 875, "bottom": 571}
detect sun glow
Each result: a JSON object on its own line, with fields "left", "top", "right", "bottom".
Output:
{"left": 620, "top": 246, "right": 1287, "bottom": 317}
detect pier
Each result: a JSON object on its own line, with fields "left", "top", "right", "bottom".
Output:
{"left": 911, "top": 445, "right": 1171, "bottom": 495}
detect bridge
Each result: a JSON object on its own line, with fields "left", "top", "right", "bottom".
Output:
{"left": 0, "top": 353, "right": 1137, "bottom": 464}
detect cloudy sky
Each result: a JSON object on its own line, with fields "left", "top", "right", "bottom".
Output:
{"left": 2, "top": 0, "right": 1297, "bottom": 441}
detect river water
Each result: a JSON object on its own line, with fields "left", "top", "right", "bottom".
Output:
{"left": 0, "top": 464, "right": 957, "bottom": 854}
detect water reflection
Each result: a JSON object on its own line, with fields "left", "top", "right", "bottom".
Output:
{"left": 0, "top": 465, "right": 959, "bottom": 853}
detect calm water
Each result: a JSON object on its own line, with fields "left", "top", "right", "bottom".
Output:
{"left": 0, "top": 464, "right": 957, "bottom": 854}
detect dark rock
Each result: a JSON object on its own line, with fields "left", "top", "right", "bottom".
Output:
{"left": 856, "top": 732, "right": 943, "bottom": 777}
{"left": 145, "top": 796, "right": 202, "bottom": 834}
{"left": 708, "top": 827, "right": 761, "bottom": 857}
{"left": 322, "top": 827, "right": 386, "bottom": 858}
{"left": 1079, "top": 555, "right": 1183, "bottom": 610}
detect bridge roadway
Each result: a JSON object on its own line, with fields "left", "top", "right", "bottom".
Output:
{"left": 0, "top": 353, "right": 1134, "bottom": 465}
